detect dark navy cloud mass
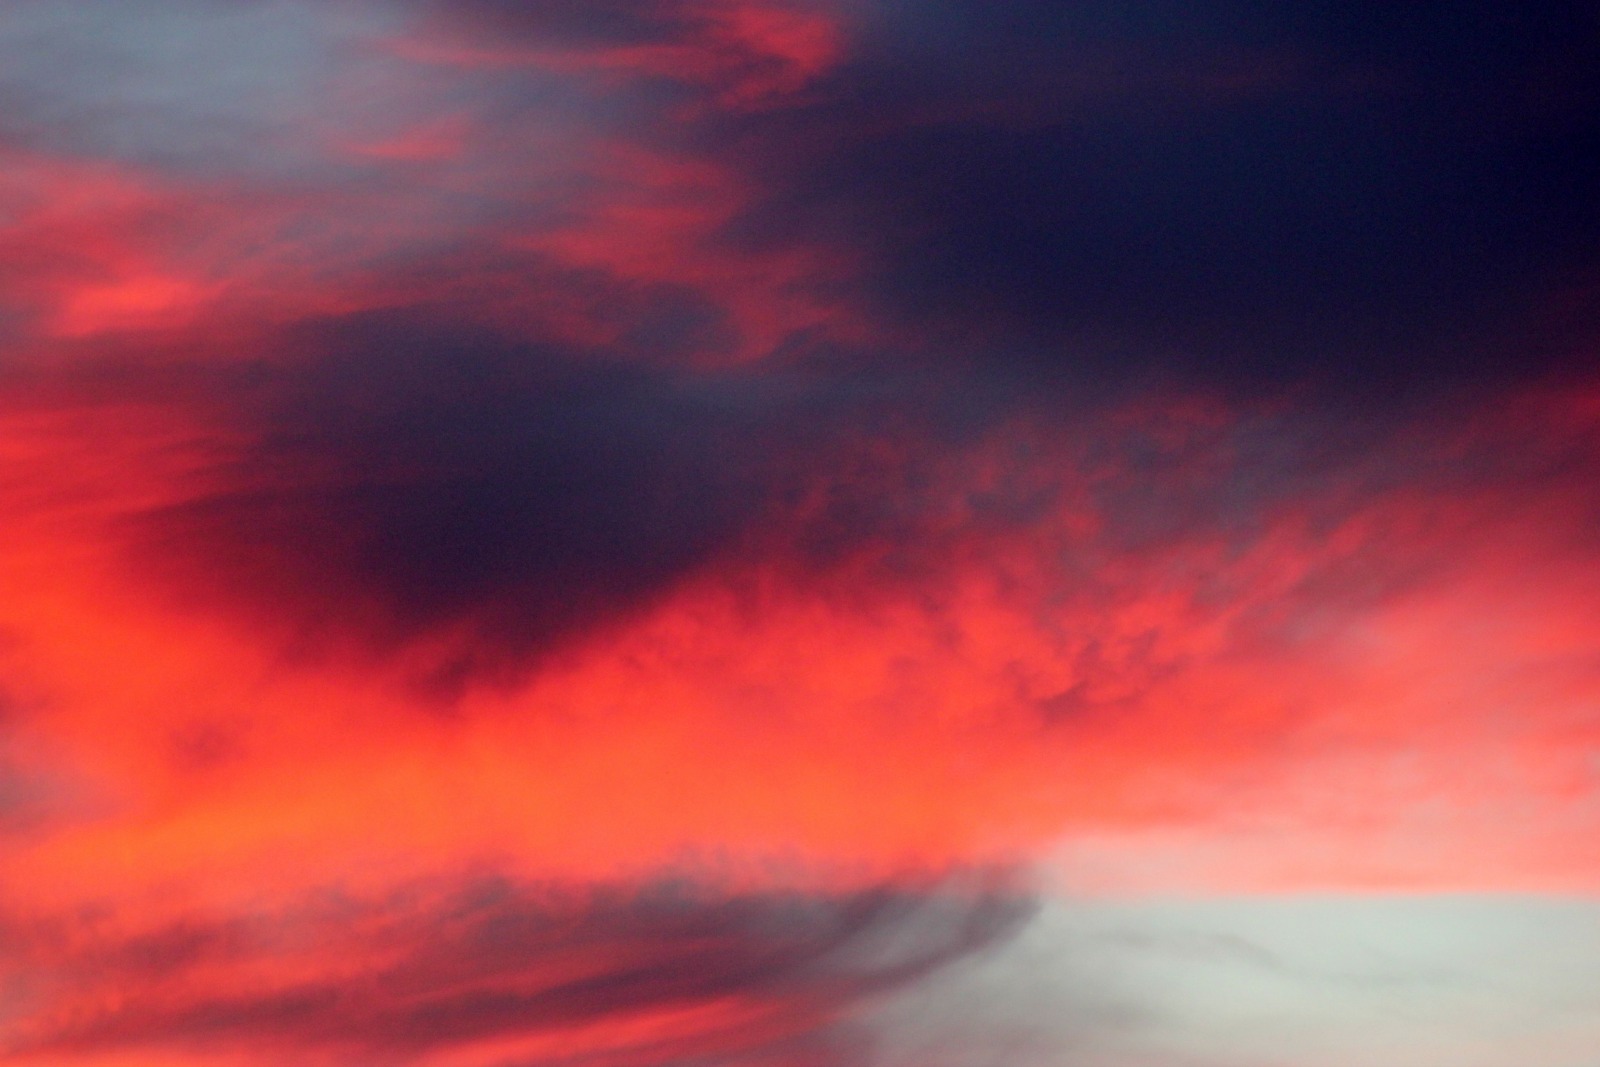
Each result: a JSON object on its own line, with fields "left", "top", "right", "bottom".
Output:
{"left": 698, "top": 0, "right": 1600, "bottom": 394}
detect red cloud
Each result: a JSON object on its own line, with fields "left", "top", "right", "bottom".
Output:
{"left": 1, "top": 3, "right": 1598, "bottom": 1064}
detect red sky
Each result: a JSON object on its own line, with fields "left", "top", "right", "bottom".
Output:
{"left": 1, "top": 2, "right": 1598, "bottom": 1065}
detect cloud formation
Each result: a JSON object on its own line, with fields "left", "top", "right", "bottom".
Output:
{"left": 3, "top": 876, "right": 1030, "bottom": 1067}
{"left": 0, "top": 3, "right": 1596, "bottom": 1065}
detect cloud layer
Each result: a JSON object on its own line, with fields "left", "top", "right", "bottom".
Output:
{"left": 0, "top": 2, "right": 1597, "bottom": 1065}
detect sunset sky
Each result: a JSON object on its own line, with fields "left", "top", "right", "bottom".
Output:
{"left": 1, "top": 3, "right": 1598, "bottom": 1065}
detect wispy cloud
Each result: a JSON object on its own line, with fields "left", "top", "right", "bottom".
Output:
{"left": 0, "top": 2, "right": 1595, "bottom": 1065}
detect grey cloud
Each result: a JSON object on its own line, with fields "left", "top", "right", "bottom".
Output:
{"left": 2, "top": 874, "right": 1034, "bottom": 1066}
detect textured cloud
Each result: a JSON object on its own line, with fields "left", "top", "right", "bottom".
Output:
{"left": 689, "top": 0, "right": 1600, "bottom": 396}
{"left": 2, "top": 876, "right": 1031, "bottom": 1066}
{"left": 0, "top": 4, "right": 1597, "bottom": 1067}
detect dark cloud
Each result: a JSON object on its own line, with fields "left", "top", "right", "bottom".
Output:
{"left": 363, "top": 0, "right": 1600, "bottom": 401}
{"left": 126, "top": 313, "right": 774, "bottom": 686}
{"left": 105, "top": 296, "right": 1600, "bottom": 698}
{"left": 3, "top": 875, "right": 1033, "bottom": 1065}
{"left": 118, "top": 300, "right": 967, "bottom": 693}
{"left": 17, "top": 0, "right": 1595, "bottom": 700}
{"left": 692, "top": 0, "right": 1600, "bottom": 398}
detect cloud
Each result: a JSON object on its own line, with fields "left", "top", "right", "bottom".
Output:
{"left": 404, "top": 0, "right": 844, "bottom": 105}
{"left": 0, "top": 8, "right": 1598, "bottom": 1066}
{"left": 1, "top": 874, "right": 1034, "bottom": 1067}
{"left": 105, "top": 300, "right": 941, "bottom": 692}
{"left": 687, "top": 0, "right": 1600, "bottom": 397}
{"left": 4, "top": 0, "right": 1597, "bottom": 402}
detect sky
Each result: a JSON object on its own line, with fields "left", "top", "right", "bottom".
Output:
{"left": 0, "top": 2, "right": 1597, "bottom": 1065}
